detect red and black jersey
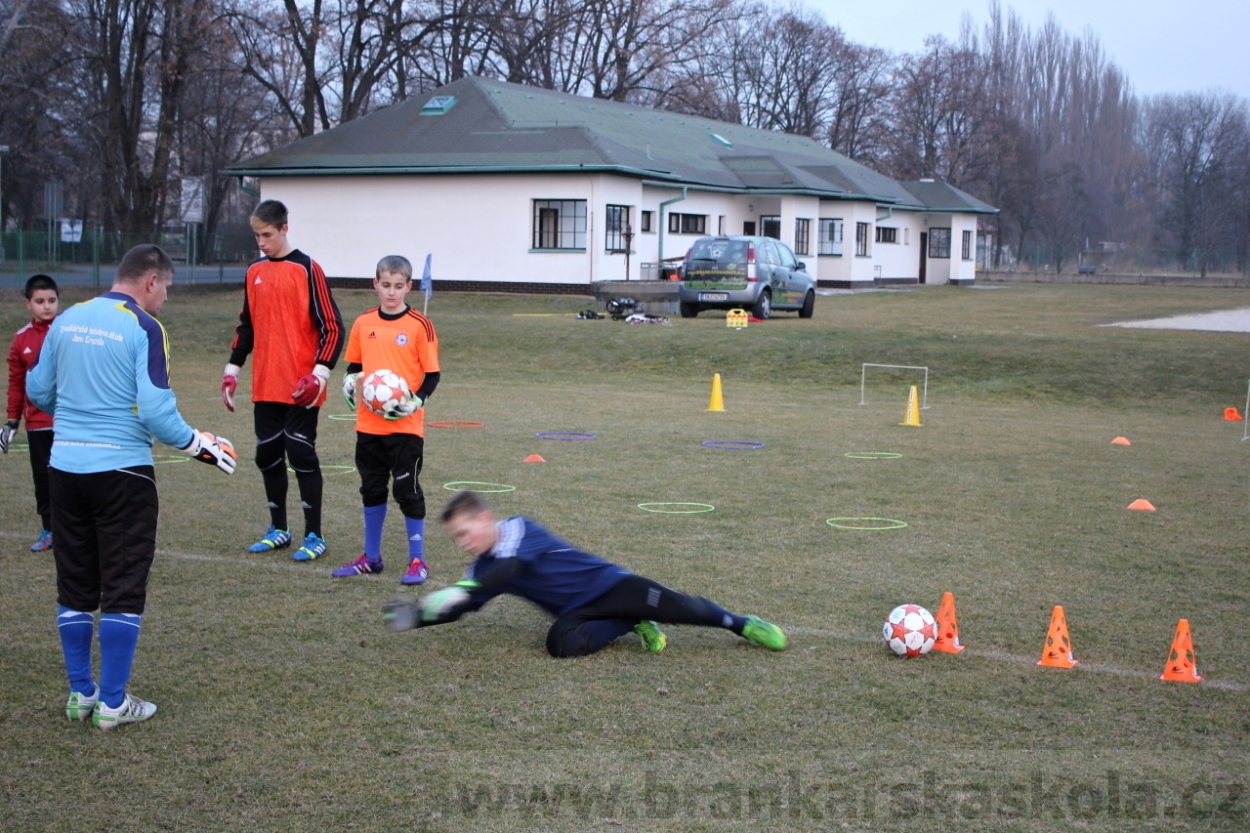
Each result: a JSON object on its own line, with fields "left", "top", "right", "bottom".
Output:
{"left": 229, "top": 249, "right": 344, "bottom": 405}
{"left": 7, "top": 318, "right": 53, "bottom": 429}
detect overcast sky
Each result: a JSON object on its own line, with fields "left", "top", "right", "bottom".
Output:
{"left": 805, "top": 0, "right": 1250, "bottom": 100}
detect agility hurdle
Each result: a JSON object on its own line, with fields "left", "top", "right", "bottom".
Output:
{"left": 859, "top": 364, "right": 930, "bottom": 409}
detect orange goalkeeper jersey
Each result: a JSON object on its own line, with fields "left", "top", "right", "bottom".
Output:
{"left": 229, "top": 250, "right": 344, "bottom": 404}
{"left": 346, "top": 306, "right": 440, "bottom": 436}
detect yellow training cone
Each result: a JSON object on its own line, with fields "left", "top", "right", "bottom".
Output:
{"left": 901, "top": 385, "right": 922, "bottom": 426}
{"left": 708, "top": 373, "right": 725, "bottom": 411}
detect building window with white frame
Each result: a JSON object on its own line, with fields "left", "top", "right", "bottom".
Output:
{"left": 928, "top": 227, "right": 951, "bottom": 258}
{"left": 819, "top": 218, "right": 843, "bottom": 255}
{"left": 855, "top": 222, "right": 870, "bottom": 256}
{"left": 533, "top": 200, "right": 587, "bottom": 250}
{"left": 961, "top": 229, "right": 973, "bottom": 260}
{"left": 875, "top": 226, "right": 898, "bottom": 244}
{"left": 605, "top": 204, "right": 630, "bottom": 252}
{"left": 640, "top": 211, "right": 653, "bottom": 233}
{"left": 760, "top": 215, "right": 781, "bottom": 239}
{"left": 668, "top": 213, "right": 706, "bottom": 234}
{"left": 794, "top": 218, "right": 811, "bottom": 255}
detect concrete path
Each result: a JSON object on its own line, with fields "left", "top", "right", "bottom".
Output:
{"left": 1103, "top": 307, "right": 1250, "bottom": 333}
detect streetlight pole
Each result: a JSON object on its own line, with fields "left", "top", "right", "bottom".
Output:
{"left": 0, "top": 145, "right": 9, "bottom": 265}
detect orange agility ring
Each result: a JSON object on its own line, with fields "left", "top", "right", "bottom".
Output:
{"left": 428, "top": 420, "right": 485, "bottom": 429}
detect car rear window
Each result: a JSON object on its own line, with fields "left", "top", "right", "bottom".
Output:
{"left": 688, "top": 239, "right": 749, "bottom": 266}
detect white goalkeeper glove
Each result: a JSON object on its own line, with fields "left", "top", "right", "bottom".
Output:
{"left": 342, "top": 372, "right": 361, "bottom": 410}
{"left": 222, "top": 364, "right": 240, "bottom": 412}
{"left": 180, "top": 430, "right": 238, "bottom": 474}
{"left": 0, "top": 420, "right": 17, "bottom": 453}
{"left": 384, "top": 393, "right": 423, "bottom": 421}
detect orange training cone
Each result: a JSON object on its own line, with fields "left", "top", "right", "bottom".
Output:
{"left": 1127, "top": 499, "right": 1156, "bottom": 511}
{"left": 708, "top": 373, "right": 725, "bottom": 411}
{"left": 932, "top": 591, "right": 965, "bottom": 653}
{"left": 1037, "top": 605, "right": 1078, "bottom": 668}
{"left": 523, "top": 454, "right": 546, "bottom": 463}
{"left": 1111, "top": 436, "right": 1131, "bottom": 446}
{"left": 1160, "top": 619, "right": 1202, "bottom": 683}
{"left": 1224, "top": 408, "right": 1242, "bottom": 421}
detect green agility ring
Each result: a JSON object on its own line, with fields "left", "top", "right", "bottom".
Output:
{"left": 638, "top": 502, "right": 715, "bottom": 514}
{"left": 825, "top": 517, "right": 908, "bottom": 530}
{"left": 443, "top": 481, "right": 516, "bottom": 493}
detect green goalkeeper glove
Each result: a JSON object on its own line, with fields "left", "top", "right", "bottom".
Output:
{"left": 384, "top": 393, "right": 423, "bottom": 421}
{"left": 419, "top": 580, "right": 480, "bottom": 622}
{"left": 342, "top": 372, "right": 361, "bottom": 410}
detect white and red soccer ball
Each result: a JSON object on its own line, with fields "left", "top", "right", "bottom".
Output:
{"left": 883, "top": 604, "right": 937, "bottom": 657}
{"left": 361, "top": 369, "right": 410, "bottom": 416}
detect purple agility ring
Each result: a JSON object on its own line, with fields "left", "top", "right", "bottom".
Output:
{"left": 535, "top": 431, "right": 597, "bottom": 441}
{"left": 701, "top": 440, "right": 765, "bottom": 450}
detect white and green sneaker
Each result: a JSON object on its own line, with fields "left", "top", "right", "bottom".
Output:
{"left": 92, "top": 693, "right": 157, "bottom": 730}
{"left": 65, "top": 687, "right": 99, "bottom": 721}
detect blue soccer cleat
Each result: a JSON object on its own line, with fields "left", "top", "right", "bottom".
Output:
{"left": 248, "top": 527, "right": 291, "bottom": 553}
{"left": 332, "top": 554, "right": 383, "bottom": 577}
{"left": 30, "top": 529, "right": 53, "bottom": 552}
{"left": 293, "top": 532, "right": 327, "bottom": 561}
{"left": 400, "top": 556, "right": 429, "bottom": 585}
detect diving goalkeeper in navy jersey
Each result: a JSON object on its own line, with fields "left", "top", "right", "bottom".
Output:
{"left": 383, "top": 491, "right": 787, "bottom": 657}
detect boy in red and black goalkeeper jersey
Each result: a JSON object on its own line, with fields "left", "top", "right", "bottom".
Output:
{"left": 3, "top": 274, "right": 58, "bottom": 552}
{"left": 222, "top": 200, "right": 344, "bottom": 562}
{"left": 332, "top": 256, "right": 440, "bottom": 585}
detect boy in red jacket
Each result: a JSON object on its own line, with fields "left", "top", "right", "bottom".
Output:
{"left": 3, "top": 274, "right": 58, "bottom": 551}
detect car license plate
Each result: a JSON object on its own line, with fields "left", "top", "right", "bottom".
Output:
{"left": 699, "top": 293, "right": 729, "bottom": 301}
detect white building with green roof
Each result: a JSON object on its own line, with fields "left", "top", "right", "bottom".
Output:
{"left": 226, "top": 76, "right": 997, "bottom": 291}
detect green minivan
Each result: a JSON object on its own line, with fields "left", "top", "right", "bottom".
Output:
{"left": 678, "top": 236, "right": 816, "bottom": 319}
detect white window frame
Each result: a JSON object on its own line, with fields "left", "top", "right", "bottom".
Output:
{"left": 532, "top": 200, "right": 587, "bottom": 250}
{"left": 819, "top": 218, "right": 844, "bottom": 256}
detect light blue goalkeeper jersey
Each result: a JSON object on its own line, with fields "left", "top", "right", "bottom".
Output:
{"left": 26, "top": 291, "right": 195, "bottom": 474}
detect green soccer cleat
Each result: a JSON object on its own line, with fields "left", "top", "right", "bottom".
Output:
{"left": 633, "top": 620, "right": 667, "bottom": 653}
{"left": 742, "top": 616, "right": 787, "bottom": 651}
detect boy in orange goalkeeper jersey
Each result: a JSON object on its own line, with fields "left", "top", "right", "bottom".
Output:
{"left": 333, "top": 256, "right": 440, "bottom": 584}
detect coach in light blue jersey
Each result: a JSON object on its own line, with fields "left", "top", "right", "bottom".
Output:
{"left": 26, "top": 245, "right": 238, "bottom": 731}
{"left": 383, "top": 491, "right": 790, "bottom": 658}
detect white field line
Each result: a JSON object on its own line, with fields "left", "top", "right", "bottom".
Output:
{"left": 7, "top": 531, "right": 1241, "bottom": 691}
{"left": 783, "top": 627, "right": 1248, "bottom": 692}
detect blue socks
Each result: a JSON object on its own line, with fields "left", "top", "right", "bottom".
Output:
{"left": 363, "top": 504, "right": 387, "bottom": 560}
{"left": 586, "top": 619, "right": 637, "bottom": 652}
{"left": 405, "top": 517, "right": 425, "bottom": 560}
{"left": 99, "top": 613, "right": 142, "bottom": 709}
{"left": 57, "top": 606, "right": 95, "bottom": 695}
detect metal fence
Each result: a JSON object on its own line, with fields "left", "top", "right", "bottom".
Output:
{"left": 0, "top": 229, "right": 256, "bottom": 287}
{"left": 1004, "top": 244, "right": 1248, "bottom": 277}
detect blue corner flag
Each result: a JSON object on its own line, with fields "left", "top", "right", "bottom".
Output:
{"left": 420, "top": 254, "right": 433, "bottom": 299}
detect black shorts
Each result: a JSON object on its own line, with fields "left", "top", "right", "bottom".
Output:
{"left": 51, "top": 466, "right": 159, "bottom": 615}
{"left": 355, "top": 432, "right": 425, "bottom": 518}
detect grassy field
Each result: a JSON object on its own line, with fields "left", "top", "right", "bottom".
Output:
{"left": 2, "top": 282, "right": 1249, "bottom": 831}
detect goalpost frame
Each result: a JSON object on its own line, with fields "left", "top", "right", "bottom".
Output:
{"left": 1243, "top": 378, "right": 1249, "bottom": 441}
{"left": 859, "top": 364, "right": 930, "bottom": 409}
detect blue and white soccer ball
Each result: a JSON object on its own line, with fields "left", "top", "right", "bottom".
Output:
{"left": 362, "top": 369, "right": 410, "bottom": 416}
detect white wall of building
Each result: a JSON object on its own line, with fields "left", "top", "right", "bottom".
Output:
{"left": 261, "top": 173, "right": 983, "bottom": 286}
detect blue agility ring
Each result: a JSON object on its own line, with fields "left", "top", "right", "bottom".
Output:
{"left": 702, "top": 440, "right": 765, "bottom": 450}
{"left": 535, "top": 431, "right": 596, "bottom": 441}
